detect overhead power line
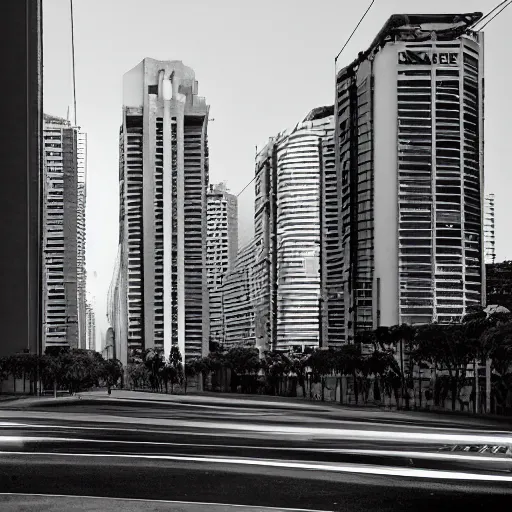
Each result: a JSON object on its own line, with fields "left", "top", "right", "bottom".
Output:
{"left": 335, "top": 0, "right": 376, "bottom": 63}
{"left": 472, "top": 0, "right": 509, "bottom": 30}
{"left": 70, "top": 0, "right": 77, "bottom": 126}
{"left": 236, "top": 176, "right": 256, "bottom": 198}
{"left": 237, "top": 2, "right": 377, "bottom": 199}
{"left": 478, "top": 0, "right": 511, "bottom": 30}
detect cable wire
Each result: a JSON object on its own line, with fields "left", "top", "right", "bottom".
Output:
{"left": 334, "top": 0, "right": 376, "bottom": 63}
{"left": 70, "top": 0, "right": 77, "bottom": 126}
{"left": 472, "top": 0, "right": 510, "bottom": 30}
{"left": 236, "top": 176, "right": 256, "bottom": 198}
{"left": 240, "top": 2, "right": 377, "bottom": 199}
{"left": 478, "top": 0, "right": 511, "bottom": 30}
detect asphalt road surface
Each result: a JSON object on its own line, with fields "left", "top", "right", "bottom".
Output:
{"left": 0, "top": 391, "right": 511, "bottom": 511}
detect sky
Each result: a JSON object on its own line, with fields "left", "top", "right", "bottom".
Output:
{"left": 42, "top": 0, "right": 511, "bottom": 347}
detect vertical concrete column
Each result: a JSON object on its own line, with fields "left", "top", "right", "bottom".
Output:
{"left": 175, "top": 93, "right": 186, "bottom": 363}
{"left": 162, "top": 75, "right": 173, "bottom": 359}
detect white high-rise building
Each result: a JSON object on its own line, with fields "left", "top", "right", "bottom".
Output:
{"left": 206, "top": 183, "right": 238, "bottom": 345}
{"left": 254, "top": 107, "right": 334, "bottom": 352}
{"left": 484, "top": 193, "right": 496, "bottom": 264}
{"left": 85, "top": 299, "right": 96, "bottom": 351}
{"left": 42, "top": 114, "right": 83, "bottom": 350}
{"left": 331, "top": 13, "right": 485, "bottom": 341}
{"left": 77, "top": 131, "right": 87, "bottom": 349}
{"left": 110, "top": 59, "right": 210, "bottom": 366}
{"left": 222, "top": 239, "right": 257, "bottom": 349}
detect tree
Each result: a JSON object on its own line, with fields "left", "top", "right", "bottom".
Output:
{"left": 40, "top": 354, "right": 64, "bottom": 397}
{"left": 168, "top": 346, "right": 184, "bottom": 393}
{"left": 288, "top": 352, "right": 309, "bottom": 398}
{"left": 59, "top": 350, "right": 102, "bottom": 394}
{"left": 126, "top": 362, "right": 149, "bottom": 390}
{"left": 225, "top": 347, "right": 260, "bottom": 393}
{"left": 143, "top": 348, "right": 165, "bottom": 392}
{"left": 0, "top": 357, "right": 9, "bottom": 393}
{"left": 332, "top": 343, "right": 363, "bottom": 405}
{"left": 102, "top": 359, "right": 123, "bottom": 392}
{"left": 486, "top": 261, "right": 512, "bottom": 313}
{"left": 262, "top": 351, "right": 291, "bottom": 395}
{"left": 389, "top": 324, "right": 416, "bottom": 408}
{"left": 306, "top": 349, "right": 335, "bottom": 401}
{"left": 480, "top": 319, "right": 512, "bottom": 412}
{"left": 6, "top": 354, "right": 25, "bottom": 394}
{"left": 186, "top": 357, "right": 212, "bottom": 392}
{"left": 184, "top": 361, "right": 197, "bottom": 393}
{"left": 413, "top": 323, "right": 474, "bottom": 411}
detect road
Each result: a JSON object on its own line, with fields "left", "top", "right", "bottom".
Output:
{"left": 0, "top": 391, "right": 511, "bottom": 511}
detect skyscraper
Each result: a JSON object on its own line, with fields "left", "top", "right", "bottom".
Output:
{"left": 107, "top": 247, "right": 127, "bottom": 364}
{"left": 111, "top": 59, "right": 210, "bottom": 363}
{"left": 254, "top": 107, "right": 334, "bottom": 352}
{"left": 206, "top": 183, "right": 238, "bottom": 345}
{"left": 484, "top": 193, "right": 496, "bottom": 265}
{"left": 77, "top": 131, "right": 88, "bottom": 349}
{"left": 86, "top": 301, "right": 96, "bottom": 351}
{"left": 319, "top": 134, "right": 344, "bottom": 348}
{"left": 333, "top": 13, "right": 484, "bottom": 341}
{"left": 222, "top": 239, "right": 257, "bottom": 349}
{"left": 0, "top": 0, "right": 43, "bottom": 358}
{"left": 42, "top": 114, "right": 82, "bottom": 350}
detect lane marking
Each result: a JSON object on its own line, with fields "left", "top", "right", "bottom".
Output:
{"left": 2, "top": 408, "right": 510, "bottom": 436}
{"left": 4, "top": 407, "right": 507, "bottom": 434}
{"left": 0, "top": 436, "right": 510, "bottom": 465}
{"left": 1, "top": 451, "right": 512, "bottom": 482}
{"left": 0, "top": 492, "right": 328, "bottom": 511}
{"left": 0, "top": 424, "right": 274, "bottom": 441}
{"left": 2, "top": 418, "right": 510, "bottom": 445}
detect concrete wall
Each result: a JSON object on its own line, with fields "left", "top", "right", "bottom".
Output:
{"left": 373, "top": 44, "right": 400, "bottom": 327}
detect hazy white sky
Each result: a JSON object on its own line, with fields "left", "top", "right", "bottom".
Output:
{"left": 43, "top": 0, "right": 511, "bottom": 344}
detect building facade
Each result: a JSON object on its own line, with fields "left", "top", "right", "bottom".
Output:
{"left": 206, "top": 183, "right": 238, "bottom": 345}
{"left": 77, "top": 131, "right": 88, "bottom": 348}
{"left": 333, "top": 13, "right": 485, "bottom": 341}
{"left": 111, "top": 59, "right": 209, "bottom": 364}
{"left": 254, "top": 107, "right": 334, "bottom": 352}
{"left": 320, "top": 134, "right": 344, "bottom": 348}
{"left": 107, "top": 246, "right": 127, "bottom": 364}
{"left": 222, "top": 239, "right": 257, "bottom": 349}
{"left": 484, "top": 193, "right": 496, "bottom": 264}
{"left": 42, "top": 114, "right": 84, "bottom": 350}
{"left": 86, "top": 301, "right": 96, "bottom": 351}
{"left": 0, "top": 0, "right": 43, "bottom": 358}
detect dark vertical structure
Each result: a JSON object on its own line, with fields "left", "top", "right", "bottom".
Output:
{"left": 62, "top": 128, "right": 79, "bottom": 347}
{"left": 0, "top": 0, "right": 43, "bottom": 357}
{"left": 320, "top": 134, "right": 344, "bottom": 348}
